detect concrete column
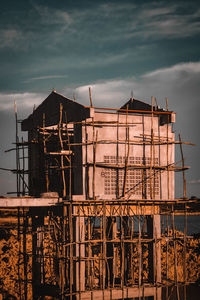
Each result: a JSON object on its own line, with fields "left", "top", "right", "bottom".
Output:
{"left": 32, "top": 214, "right": 44, "bottom": 299}
{"left": 153, "top": 215, "right": 161, "bottom": 300}
{"left": 106, "top": 217, "right": 114, "bottom": 286}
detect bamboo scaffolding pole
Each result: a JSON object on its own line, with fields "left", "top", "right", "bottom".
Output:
{"left": 150, "top": 97, "right": 153, "bottom": 200}
{"left": 154, "top": 219, "right": 158, "bottom": 300}
{"left": 89, "top": 87, "right": 93, "bottom": 107}
{"left": 15, "top": 101, "right": 21, "bottom": 196}
{"left": 23, "top": 209, "right": 28, "bottom": 300}
{"left": 22, "top": 137, "right": 25, "bottom": 195}
{"left": 100, "top": 212, "right": 103, "bottom": 290}
{"left": 78, "top": 212, "right": 81, "bottom": 297}
{"left": 58, "top": 104, "right": 66, "bottom": 198}
{"left": 184, "top": 203, "right": 187, "bottom": 300}
{"left": 138, "top": 210, "right": 142, "bottom": 300}
{"left": 92, "top": 131, "right": 98, "bottom": 201}
{"left": 33, "top": 137, "right": 195, "bottom": 147}
{"left": 166, "top": 98, "right": 170, "bottom": 200}
{"left": 165, "top": 216, "right": 169, "bottom": 300}
{"left": 85, "top": 162, "right": 188, "bottom": 171}
{"left": 43, "top": 113, "right": 49, "bottom": 192}
{"left": 103, "top": 202, "right": 106, "bottom": 298}
{"left": 87, "top": 217, "right": 92, "bottom": 288}
{"left": 120, "top": 205, "right": 125, "bottom": 299}
{"left": 171, "top": 205, "right": 180, "bottom": 300}
{"left": 116, "top": 113, "right": 120, "bottom": 198}
{"left": 179, "top": 134, "right": 187, "bottom": 199}
{"left": 142, "top": 115, "right": 146, "bottom": 200}
{"left": 65, "top": 197, "right": 195, "bottom": 204}
{"left": 84, "top": 105, "right": 174, "bottom": 115}
{"left": 65, "top": 112, "right": 71, "bottom": 294}
{"left": 130, "top": 217, "right": 134, "bottom": 284}
{"left": 153, "top": 118, "right": 156, "bottom": 200}
{"left": 123, "top": 107, "right": 130, "bottom": 197}
{"left": 158, "top": 110, "right": 162, "bottom": 202}
{"left": 65, "top": 112, "right": 72, "bottom": 200}
{"left": 17, "top": 208, "right": 22, "bottom": 300}
{"left": 179, "top": 134, "right": 187, "bottom": 300}
{"left": 69, "top": 203, "right": 73, "bottom": 300}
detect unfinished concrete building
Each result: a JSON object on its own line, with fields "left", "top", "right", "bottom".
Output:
{"left": 0, "top": 90, "right": 198, "bottom": 299}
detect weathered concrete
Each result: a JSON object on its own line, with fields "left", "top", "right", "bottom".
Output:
{"left": 0, "top": 197, "right": 62, "bottom": 207}
{"left": 78, "top": 286, "right": 161, "bottom": 299}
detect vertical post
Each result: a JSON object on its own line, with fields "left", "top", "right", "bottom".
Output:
{"left": 89, "top": 87, "right": 93, "bottom": 107}
{"left": 123, "top": 105, "right": 129, "bottom": 197}
{"left": 184, "top": 204, "right": 187, "bottom": 300}
{"left": 178, "top": 134, "right": 187, "bottom": 300}
{"left": 69, "top": 203, "right": 73, "bottom": 300}
{"left": 171, "top": 205, "right": 180, "bottom": 300}
{"left": 138, "top": 213, "right": 142, "bottom": 290}
{"left": 120, "top": 213, "right": 124, "bottom": 299}
{"left": 153, "top": 215, "right": 161, "bottom": 300}
{"left": 59, "top": 104, "right": 66, "bottom": 198}
{"left": 23, "top": 209, "right": 28, "bottom": 300}
{"left": 32, "top": 213, "right": 44, "bottom": 299}
{"left": 142, "top": 115, "right": 147, "bottom": 199}
{"left": 17, "top": 208, "right": 22, "bottom": 299}
{"left": 43, "top": 113, "right": 49, "bottom": 193}
{"left": 130, "top": 217, "right": 134, "bottom": 284}
{"left": 112, "top": 217, "right": 117, "bottom": 287}
{"left": 147, "top": 215, "right": 161, "bottom": 299}
{"left": 116, "top": 113, "right": 120, "bottom": 198}
{"left": 76, "top": 214, "right": 85, "bottom": 294}
{"left": 15, "top": 101, "right": 20, "bottom": 196}
{"left": 150, "top": 96, "right": 154, "bottom": 200}
{"left": 166, "top": 98, "right": 170, "bottom": 200}
{"left": 87, "top": 216, "right": 92, "bottom": 288}
{"left": 106, "top": 217, "right": 113, "bottom": 287}
{"left": 22, "top": 137, "right": 25, "bottom": 195}
{"left": 103, "top": 202, "right": 106, "bottom": 294}
{"left": 93, "top": 131, "right": 98, "bottom": 200}
{"left": 147, "top": 216, "right": 153, "bottom": 283}
{"left": 166, "top": 215, "right": 169, "bottom": 300}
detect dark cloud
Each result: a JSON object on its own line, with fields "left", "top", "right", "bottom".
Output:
{"left": 0, "top": 1, "right": 200, "bottom": 92}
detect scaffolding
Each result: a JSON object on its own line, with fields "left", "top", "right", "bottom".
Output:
{"left": 1, "top": 93, "right": 200, "bottom": 300}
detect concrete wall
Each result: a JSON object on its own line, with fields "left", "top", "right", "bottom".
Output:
{"left": 80, "top": 111, "right": 174, "bottom": 200}
{"left": 27, "top": 108, "right": 174, "bottom": 201}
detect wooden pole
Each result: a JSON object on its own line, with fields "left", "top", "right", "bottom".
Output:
{"left": 59, "top": 104, "right": 66, "bottom": 198}
{"left": 89, "top": 87, "right": 93, "bottom": 107}
{"left": 43, "top": 113, "right": 49, "bottom": 192}
{"left": 166, "top": 98, "right": 170, "bottom": 200}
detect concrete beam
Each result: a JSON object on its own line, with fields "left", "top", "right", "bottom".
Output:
{"left": 78, "top": 286, "right": 161, "bottom": 299}
{"left": 0, "top": 197, "right": 62, "bottom": 207}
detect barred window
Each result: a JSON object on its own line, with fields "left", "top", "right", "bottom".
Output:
{"left": 103, "top": 156, "right": 159, "bottom": 197}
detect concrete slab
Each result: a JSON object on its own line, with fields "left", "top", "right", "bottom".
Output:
{"left": 0, "top": 197, "right": 62, "bottom": 207}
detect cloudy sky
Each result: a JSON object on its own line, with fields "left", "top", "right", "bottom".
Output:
{"left": 0, "top": 0, "right": 200, "bottom": 197}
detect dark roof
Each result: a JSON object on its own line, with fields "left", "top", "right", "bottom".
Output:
{"left": 120, "top": 98, "right": 174, "bottom": 125}
{"left": 120, "top": 98, "right": 164, "bottom": 112}
{"left": 21, "top": 91, "right": 91, "bottom": 131}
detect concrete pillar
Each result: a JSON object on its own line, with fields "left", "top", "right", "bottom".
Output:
{"left": 153, "top": 215, "right": 161, "bottom": 300}
{"left": 32, "top": 214, "right": 44, "bottom": 299}
{"left": 106, "top": 217, "right": 114, "bottom": 286}
{"left": 147, "top": 215, "right": 161, "bottom": 300}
